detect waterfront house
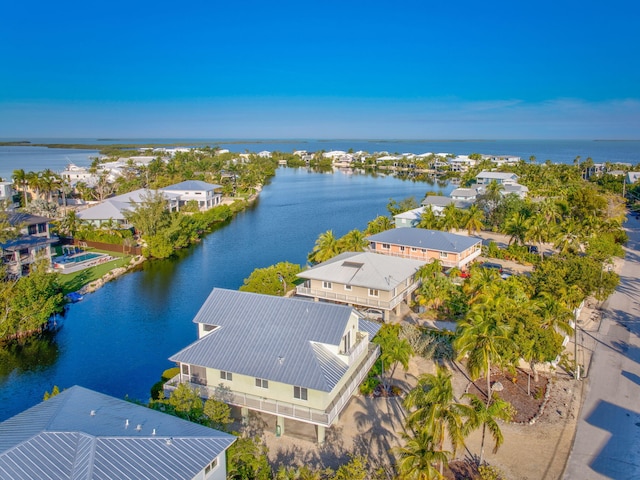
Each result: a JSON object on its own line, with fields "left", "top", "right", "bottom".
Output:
{"left": 481, "top": 154, "right": 521, "bottom": 165}
{"left": 296, "top": 251, "right": 425, "bottom": 320}
{"left": 160, "top": 180, "right": 222, "bottom": 211}
{"left": 367, "top": 228, "right": 482, "bottom": 269}
{"left": 626, "top": 172, "right": 640, "bottom": 185}
{"left": 0, "top": 385, "right": 235, "bottom": 480}
{"left": 166, "top": 288, "right": 381, "bottom": 443}
{"left": 1, "top": 213, "right": 56, "bottom": 277}
{"left": 77, "top": 189, "right": 181, "bottom": 227}
{"left": 475, "top": 171, "right": 519, "bottom": 186}
{"left": 450, "top": 187, "right": 480, "bottom": 201}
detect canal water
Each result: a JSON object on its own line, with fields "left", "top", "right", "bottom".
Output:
{"left": 0, "top": 168, "right": 445, "bottom": 420}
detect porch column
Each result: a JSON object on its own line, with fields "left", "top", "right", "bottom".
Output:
{"left": 316, "top": 425, "right": 325, "bottom": 444}
{"left": 276, "top": 416, "right": 285, "bottom": 437}
{"left": 241, "top": 407, "right": 249, "bottom": 425}
{"left": 383, "top": 310, "right": 390, "bottom": 322}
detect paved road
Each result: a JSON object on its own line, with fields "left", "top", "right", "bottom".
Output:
{"left": 564, "top": 216, "right": 640, "bottom": 479}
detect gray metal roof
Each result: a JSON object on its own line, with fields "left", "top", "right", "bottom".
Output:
{"left": 7, "top": 212, "right": 51, "bottom": 226}
{"left": 367, "top": 228, "right": 481, "bottom": 254}
{"left": 476, "top": 171, "right": 518, "bottom": 180}
{"left": 0, "top": 386, "right": 235, "bottom": 480}
{"left": 77, "top": 200, "right": 131, "bottom": 221}
{"left": 358, "top": 318, "right": 383, "bottom": 338}
{"left": 420, "top": 196, "right": 472, "bottom": 208}
{"left": 297, "top": 252, "right": 426, "bottom": 291}
{"left": 170, "top": 289, "right": 367, "bottom": 392}
{"left": 161, "top": 180, "right": 222, "bottom": 191}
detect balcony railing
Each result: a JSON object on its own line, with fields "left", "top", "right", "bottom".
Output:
{"left": 164, "top": 343, "right": 380, "bottom": 427}
{"left": 366, "top": 247, "right": 481, "bottom": 268}
{"left": 295, "top": 285, "right": 419, "bottom": 311}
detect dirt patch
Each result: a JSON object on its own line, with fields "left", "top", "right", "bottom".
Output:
{"left": 466, "top": 369, "right": 548, "bottom": 424}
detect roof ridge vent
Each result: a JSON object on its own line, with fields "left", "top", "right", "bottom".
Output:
{"left": 90, "top": 410, "right": 96, "bottom": 416}
{"left": 136, "top": 424, "right": 142, "bottom": 431}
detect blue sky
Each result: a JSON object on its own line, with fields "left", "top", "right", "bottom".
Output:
{"left": 1, "top": 0, "right": 639, "bottom": 139}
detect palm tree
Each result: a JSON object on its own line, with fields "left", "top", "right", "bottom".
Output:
{"left": 454, "top": 301, "right": 513, "bottom": 408}
{"left": 12, "top": 169, "right": 29, "bottom": 206}
{"left": 463, "top": 392, "right": 514, "bottom": 465}
{"left": 463, "top": 204, "right": 484, "bottom": 235}
{"left": 393, "top": 429, "right": 450, "bottom": 480}
{"left": 375, "top": 325, "right": 413, "bottom": 394}
{"left": 440, "top": 203, "right": 461, "bottom": 232}
{"left": 417, "top": 207, "right": 439, "bottom": 230}
{"left": 525, "top": 213, "right": 549, "bottom": 259}
{"left": 365, "top": 215, "right": 393, "bottom": 235}
{"left": 404, "top": 367, "right": 470, "bottom": 474}
{"left": 307, "top": 230, "right": 339, "bottom": 264}
{"left": 26, "top": 171, "right": 42, "bottom": 201}
{"left": 554, "top": 220, "right": 582, "bottom": 254}
{"left": 503, "top": 212, "right": 529, "bottom": 246}
{"left": 337, "top": 229, "right": 368, "bottom": 253}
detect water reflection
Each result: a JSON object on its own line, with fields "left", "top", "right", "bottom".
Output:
{"left": 0, "top": 333, "right": 59, "bottom": 377}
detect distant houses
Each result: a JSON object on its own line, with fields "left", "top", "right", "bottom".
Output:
{"left": 0, "top": 386, "right": 235, "bottom": 480}
{"left": 77, "top": 181, "right": 222, "bottom": 227}
{"left": 166, "top": 288, "right": 381, "bottom": 443}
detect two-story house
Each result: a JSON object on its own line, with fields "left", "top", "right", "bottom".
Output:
{"left": 367, "top": 228, "right": 482, "bottom": 270}
{"left": 166, "top": 288, "right": 381, "bottom": 444}
{"left": 0, "top": 386, "right": 235, "bottom": 480}
{"left": 475, "top": 171, "right": 519, "bottom": 186}
{"left": 1, "top": 213, "right": 56, "bottom": 277}
{"left": 296, "top": 251, "right": 426, "bottom": 320}
{"left": 161, "top": 180, "right": 222, "bottom": 211}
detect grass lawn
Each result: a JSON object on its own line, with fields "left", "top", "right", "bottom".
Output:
{"left": 57, "top": 250, "right": 134, "bottom": 294}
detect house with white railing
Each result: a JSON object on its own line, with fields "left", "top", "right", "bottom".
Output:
{"left": 166, "top": 288, "right": 381, "bottom": 444}
{"left": 296, "top": 251, "right": 426, "bottom": 321}
{"left": 367, "top": 228, "right": 482, "bottom": 270}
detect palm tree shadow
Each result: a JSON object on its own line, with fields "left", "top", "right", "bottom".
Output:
{"left": 351, "top": 395, "right": 407, "bottom": 472}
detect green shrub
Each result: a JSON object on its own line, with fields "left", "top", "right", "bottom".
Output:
{"left": 162, "top": 367, "right": 180, "bottom": 380}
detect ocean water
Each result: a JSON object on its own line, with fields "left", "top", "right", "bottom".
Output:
{"left": 1, "top": 139, "right": 638, "bottom": 182}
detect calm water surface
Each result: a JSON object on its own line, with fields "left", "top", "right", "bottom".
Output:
{"left": 0, "top": 168, "right": 440, "bottom": 420}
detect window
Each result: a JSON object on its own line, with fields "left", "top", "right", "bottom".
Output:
{"left": 411, "top": 247, "right": 418, "bottom": 252}
{"left": 322, "top": 281, "right": 332, "bottom": 290}
{"left": 344, "top": 284, "right": 352, "bottom": 291}
{"left": 294, "top": 386, "right": 308, "bottom": 400}
{"left": 382, "top": 243, "right": 390, "bottom": 250}
{"left": 440, "top": 251, "right": 448, "bottom": 259}
{"left": 369, "top": 289, "right": 379, "bottom": 297}
{"left": 255, "top": 378, "right": 269, "bottom": 389}
{"left": 400, "top": 246, "right": 405, "bottom": 252}
{"left": 204, "top": 458, "right": 218, "bottom": 476}
{"left": 220, "top": 371, "right": 232, "bottom": 381}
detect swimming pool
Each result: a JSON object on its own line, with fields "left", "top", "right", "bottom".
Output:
{"left": 55, "top": 252, "right": 103, "bottom": 265}
{"left": 53, "top": 252, "right": 112, "bottom": 272}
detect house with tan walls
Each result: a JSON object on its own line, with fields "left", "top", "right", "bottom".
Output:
{"left": 166, "top": 289, "right": 381, "bottom": 443}
{"left": 366, "top": 228, "right": 482, "bottom": 270}
{"left": 296, "top": 251, "right": 426, "bottom": 321}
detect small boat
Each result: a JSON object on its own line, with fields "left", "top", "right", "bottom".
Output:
{"left": 65, "top": 292, "right": 83, "bottom": 303}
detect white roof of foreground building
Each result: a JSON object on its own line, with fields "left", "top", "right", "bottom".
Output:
{"left": 0, "top": 385, "right": 235, "bottom": 480}
{"left": 298, "top": 251, "right": 425, "bottom": 292}
{"left": 367, "top": 228, "right": 481, "bottom": 254}
{"left": 170, "top": 289, "right": 381, "bottom": 393}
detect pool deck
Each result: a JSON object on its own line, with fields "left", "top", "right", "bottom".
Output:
{"left": 53, "top": 254, "right": 113, "bottom": 274}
